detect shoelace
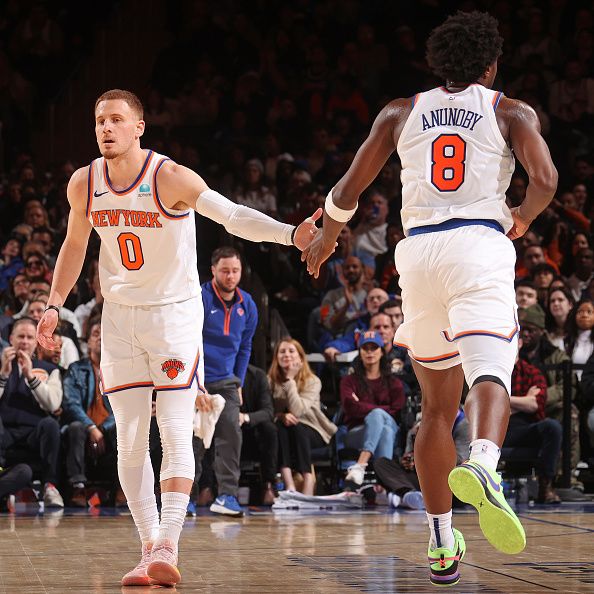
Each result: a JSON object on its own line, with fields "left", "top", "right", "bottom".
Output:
{"left": 151, "top": 542, "right": 177, "bottom": 566}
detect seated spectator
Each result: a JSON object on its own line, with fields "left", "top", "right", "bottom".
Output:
{"left": 515, "top": 279, "right": 539, "bottom": 309}
{"left": 369, "top": 311, "right": 416, "bottom": 392}
{"left": 516, "top": 243, "right": 559, "bottom": 279}
{"left": 233, "top": 159, "right": 277, "bottom": 218}
{"left": 565, "top": 299, "right": 594, "bottom": 380}
{"left": 518, "top": 305, "right": 581, "bottom": 471}
{"left": 545, "top": 287, "right": 574, "bottom": 350}
{"left": 62, "top": 318, "right": 120, "bottom": 507}
{"left": 375, "top": 224, "right": 404, "bottom": 294}
{"left": 566, "top": 248, "right": 594, "bottom": 302}
{"left": 0, "top": 318, "right": 64, "bottom": 507}
{"left": 74, "top": 259, "right": 103, "bottom": 337}
{"left": 351, "top": 188, "right": 389, "bottom": 261}
{"left": 23, "top": 252, "right": 51, "bottom": 284}
{"left": 269, "top": 338, "right": 337, "bottom": 496}
{"left": 532, "top": 263, "right": 557, "bottom": 306}
{"left": 240, "top": 364, "right": 278, "bottom": 505}
{"left": 323, "top": 287, "right": 388, "bottom": 361}
{"left": 0, "top": 463, "right": 33, "bottom": 510}
{"left": 506, "top": 338, "right": 562, "bottom": 503}
{"left": 319, "top": 256, "right": 367, "bottom": 344}
{"left": 340, "top": 331, "right": 405, "bottom": 488}
{"left": 0, "top": 236, "right": 24, "bottom": 292}
{"left": 373, "top": 409, "right": 469, "bottom": 510}
{"left": 379, "top": 298, "right": 404, "bottom": 332}
{"left": 0, "top": 273, "right": 29, "bottom": 317}
{"left": 578, "top": 351, "right": 594, "bottom": 462}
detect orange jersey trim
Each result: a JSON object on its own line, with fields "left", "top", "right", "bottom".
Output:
{"left": 152, "top": 157, "right": 190, "bottom": 220}
{"left": 441, "top": 325, "right": 518, "bottom": 343}
{"left": 394, "top": 341, "right": 459, "bottom": 363}
{"left": 86, "top": 160, "right": 95, "bottom": 219}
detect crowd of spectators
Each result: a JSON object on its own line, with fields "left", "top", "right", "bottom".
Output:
{"left": 1, "top": 0, "right": 594, "bottom": 508}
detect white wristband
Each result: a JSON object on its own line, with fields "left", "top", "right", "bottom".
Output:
{"left": 324, "top": 189, "right": 357, "bottom": 223}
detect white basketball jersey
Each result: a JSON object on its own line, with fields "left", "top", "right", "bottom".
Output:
{"left": 86, "top": 150, "right": 201, "bottom": 306}
{"left": 397, "top": 84, "right": 514, "bottom": 234}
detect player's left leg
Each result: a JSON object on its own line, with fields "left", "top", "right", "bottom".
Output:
{"left": 145, "top": 387, "right": 196, "bottom": 586}
{"left": 411, "top": 361, "right": 467, "bottom": 586}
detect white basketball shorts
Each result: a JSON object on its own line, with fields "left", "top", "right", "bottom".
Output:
{"left": 394, "top": 223, "right": 518, "bottom": 389}
{"left": 100, "top": 295, "right": 205, "bottom": 395}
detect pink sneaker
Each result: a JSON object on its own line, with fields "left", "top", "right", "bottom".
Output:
{"left": 121, "top": 543, "right": 154, "bottom": 586}
{"left": 147, "top": 539, "right": 181, "bottom": 586}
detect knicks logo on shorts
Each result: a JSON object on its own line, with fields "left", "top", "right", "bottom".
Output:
{"left": 161, "top": 359, "right": 185, "bottom": 379}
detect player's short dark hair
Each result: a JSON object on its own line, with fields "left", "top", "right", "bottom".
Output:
{"left": 95, "top": 89, "right": 144, "bottom": 119}
{"left": 426, "top": 11, "right": 503, "bottom": 83}
{"left": 211, "top": 246, "right": 242, "bottom": 266}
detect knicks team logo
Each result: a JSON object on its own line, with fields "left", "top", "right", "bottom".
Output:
{"left": 237, "top": 308, "right": 245, "bottom": 316}
{"left": 138, "top": 183, "right": 151, "bottom": 196}
{"left": 161, "top": 359, "right": 185, "bottom": 379}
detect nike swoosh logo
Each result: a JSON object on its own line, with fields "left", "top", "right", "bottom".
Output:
{"left": 94, "top": 190, "right": 109, "bottom": 197}
{"left": 465, "top": 461, "right": 501, "bottom": 492}
{"left": 210, "top": 309, "right": 218, "bottom": 314}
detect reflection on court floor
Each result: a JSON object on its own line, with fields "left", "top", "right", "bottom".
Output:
{"left": 0, "top": 504, "right": 592, "bottom": 593}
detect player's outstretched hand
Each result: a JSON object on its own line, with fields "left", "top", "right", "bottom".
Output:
{"left": 507, "top": 207, "right": 531, "bottom": 240}
{"left": 36, "top": 309, "right": 59, "bottom": 350}
{"left": 301, "top": 230, "right": 337, "bottom": 279}
{"left": 292, "top": 208, "right": 323, "bottom": 251}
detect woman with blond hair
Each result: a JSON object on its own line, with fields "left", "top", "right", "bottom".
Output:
{"left": 269, "top": 337, "right": 336, "bottom": 495}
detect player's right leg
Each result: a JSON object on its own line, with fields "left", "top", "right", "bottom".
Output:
{"left": 108, "top": 386, "right": 157, "bottom": 586}
{"left": 412, "top": 361, "right": 467, "bottom": 586}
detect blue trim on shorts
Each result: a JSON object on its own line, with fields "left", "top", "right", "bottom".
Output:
{"left": 408, "top": 218, "right": 504, "bottom": 236}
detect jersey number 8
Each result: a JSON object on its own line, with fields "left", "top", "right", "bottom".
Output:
{"left": 430, "top": 134, "right": 466, "bottom": 192}
{"left": 117, "top": 232, "right": 144, "bottom": 270}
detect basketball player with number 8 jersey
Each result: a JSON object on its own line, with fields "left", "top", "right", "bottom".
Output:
{"left": 302, "top": 11, "right": 558, "bottom": 587}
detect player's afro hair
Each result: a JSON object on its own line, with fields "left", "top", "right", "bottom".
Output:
{"left": 426, "top": 11, "right": 503, "bottom": 83}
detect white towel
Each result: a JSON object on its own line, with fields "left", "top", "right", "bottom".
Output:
{"left": 193, "top": 393, "right": 226, "bottom": 448}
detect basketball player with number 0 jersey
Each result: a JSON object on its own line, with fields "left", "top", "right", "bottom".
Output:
{"left": 303, "top": 12, "right": 557, "bottom": 586}
{"left": 36, "top": 89, "right": 321, "bottom": 587}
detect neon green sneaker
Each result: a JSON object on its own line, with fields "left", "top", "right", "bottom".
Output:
{"left": 428, "top": 528, "right": 465, "bottom": 586}
{"left": 448, "top": 460, "right": 526, "bottom": 554}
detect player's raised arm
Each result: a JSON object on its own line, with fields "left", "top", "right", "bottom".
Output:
{"left": 504, "top": 99, "right": 558, "bottom": 239}
{"left": 302, "top": 100, "right": 404, "bottom": 278}
{"left": 37, "top": 167, "right": 93, "bottom": 349}
{"left": 156, "top": 160, "right": 322, "bottom": 250}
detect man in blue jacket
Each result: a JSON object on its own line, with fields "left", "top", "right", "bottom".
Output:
{"left": 62, "top": 317, "right": 119, "bottom": 506}
{"left": 199, "top": 246, "right": 258, "bottom": 517}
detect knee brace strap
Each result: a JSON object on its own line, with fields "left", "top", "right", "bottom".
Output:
{"left": 472, "top": 374, "right": 508, "bottom": 394}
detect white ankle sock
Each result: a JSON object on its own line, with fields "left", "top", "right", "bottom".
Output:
{"left": 127, "top": 495, "right": 159, "bottom": 545}
{"left": 155, "top": 492, "right": 190, "bottom": 549}
{"left": 427, "top": 510, "right": 454, "bottom": 550}
{"left": 469, "top": 438, "right": 501, "bottom": 471}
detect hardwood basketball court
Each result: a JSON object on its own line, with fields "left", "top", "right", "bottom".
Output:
{"left": 0, "top": 503, "right": 592, "bottom": 593}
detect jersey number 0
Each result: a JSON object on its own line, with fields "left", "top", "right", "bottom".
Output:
{"left": 117, "top": 232, "right": 144, "bottom": 270}
{"left": 430, "top": 134, "right": 466, "bottom": 192}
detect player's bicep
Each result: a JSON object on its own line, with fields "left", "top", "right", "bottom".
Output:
{"left": 335, "top": 106, "right": 398, "bottom": 197}
{"left": 155, "top": 161, "right": 208, "bottom": 210}
{"left": 65, "top": 168, "right": 93, "bottom": 245}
